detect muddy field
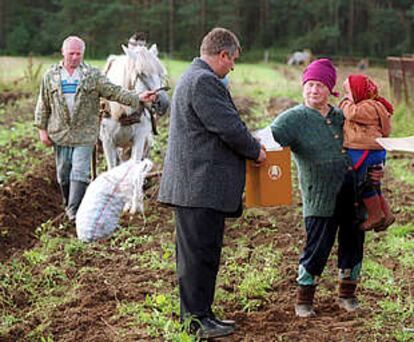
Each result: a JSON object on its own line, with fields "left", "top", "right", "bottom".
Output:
{"left": 0, "top": 93, "right": 413, "bottom": 341}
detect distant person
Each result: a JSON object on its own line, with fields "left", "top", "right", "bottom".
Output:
{"left": 269, "top": 59, "right": 384, "bottom": 318}
{"left": 128, "top": 31, "right": 148, "bottom": 48}
{"left": 340, "top": 74, "right": 395, "bottom": 231}
{"left": 158, "top": 28, "right": 266, "bottom": 339}
{"left": 34, "top": 36, "right": 156, "bottom": 222}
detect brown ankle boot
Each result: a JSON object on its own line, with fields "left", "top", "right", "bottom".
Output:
{"left": 360, "top": 195, "right": 385, "bottom": 231}
{"left": 375, "top": 195, "right": 395, "bottom": 232}
{"left": 295, "top": 285, "right": 316, "bottom": 317}
{"left": 338, "top": 280, "right": 359, "bottom": 312}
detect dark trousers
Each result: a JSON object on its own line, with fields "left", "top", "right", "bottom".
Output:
{"left": 300, "top": 173, "right": 365, "bottom": 278}
{"left": 175, "top": 206, "right": 225, "bottom": 319}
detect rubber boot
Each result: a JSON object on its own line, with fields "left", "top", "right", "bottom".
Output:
{"left": 66, "top": 181, "right": 88, "bottom": 222}
{"left": 375, "top": 195, "right": 395, "bottom": 232}
{"left": 360, "top": 195, "right": 385, "bottom": 231}
{"left": 295, "top": 285, "right": 316, "bottom": 317}
{"left": 59, "top": 183, "right": 70, "bottom": 207}
{"left": 338, "top": 280, "right": 359, "bottom": 312}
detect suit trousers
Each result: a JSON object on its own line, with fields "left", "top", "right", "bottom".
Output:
{"left": 175, "top": 206, "right": 225, "bottom": 319}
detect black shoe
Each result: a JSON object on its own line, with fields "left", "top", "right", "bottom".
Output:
{"left": 213, "top": 317, "right": 236, "bottom": 327}
{"left": 191, "top": 316, "right": 234, "bottom": 339}
{"left": 207, "top": 310, "right": 236, "bottom": 327}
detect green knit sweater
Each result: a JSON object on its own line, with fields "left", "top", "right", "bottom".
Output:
{"left": 270, "top": 104, "right": 353, "bottom": 217}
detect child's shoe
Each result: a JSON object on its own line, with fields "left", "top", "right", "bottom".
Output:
{"left": 360, "top": 195, "right": 385, "bottom": 231}
{"left": 374, "top": 195, "right": 395, "bottom": 232}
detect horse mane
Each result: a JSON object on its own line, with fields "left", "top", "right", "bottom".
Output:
{"left": 103, "top": 55, "right": 117, "bottom": 76}
{"left": 103, "top": 55, "right": 131, "bottom": 119}
{"left": 129, "top": 46, "right": 167, "bottom": 79}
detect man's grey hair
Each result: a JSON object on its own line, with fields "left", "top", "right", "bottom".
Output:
{"left": 200, "top": 28, "right": 241, "bottom": 58}
{"left": 62, "top": 36, "right": 86, "bottom": 53}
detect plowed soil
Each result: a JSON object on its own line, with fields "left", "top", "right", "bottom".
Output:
{"left": 1, "top": 151, "right": 413, "bottom": 342}
{"left": 0, "top": 93, "right": 413, "bottom": 341}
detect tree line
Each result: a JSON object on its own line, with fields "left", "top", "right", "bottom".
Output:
{"left": 0, "top": 0, "right": 413, "bottom": 60}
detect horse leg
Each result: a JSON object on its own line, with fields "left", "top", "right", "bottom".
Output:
{"left": 101, "top": 137, "right": 118, "bottom": 169}
{"left": 142, "top": 135, "right": 153, "bottom": 159}
{"left": 101, "top": 118, "right": 124, "bottom": 169}
{"left": 131, "top": 116, "right": 153, "bottom": 162}
{"left": 131, "top": 133, "right": 147, "bottom": 162}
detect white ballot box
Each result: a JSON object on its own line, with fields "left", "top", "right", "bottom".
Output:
{"left": 376, "top": 136, "right": 414, "bottom": 153}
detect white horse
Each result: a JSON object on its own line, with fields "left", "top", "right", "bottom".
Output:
{"left": 100, "top": 44, "right": 169, "bottom": 169}
{"left": 287, "top": 49, "right": 312, "bottom": 66}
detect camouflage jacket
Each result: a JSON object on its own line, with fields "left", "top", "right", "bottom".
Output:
{"left": 34, "top": 62, "right": 143, "bottom": 146}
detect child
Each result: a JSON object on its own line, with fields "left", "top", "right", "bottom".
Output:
{"left": 339, "top": 74, "right": 395, "bottom": 231}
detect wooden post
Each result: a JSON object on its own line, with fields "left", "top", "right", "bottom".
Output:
{"left": 400, "top": 58, "right": 410, "bottom": 105}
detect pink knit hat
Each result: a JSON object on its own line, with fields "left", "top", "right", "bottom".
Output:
{"left": 302, "top": 58, "right": 339, "bottom": 97}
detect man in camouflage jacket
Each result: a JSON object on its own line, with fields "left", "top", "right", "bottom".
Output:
{"left": 34, "top": 36, "right": 156, "bottom": 222}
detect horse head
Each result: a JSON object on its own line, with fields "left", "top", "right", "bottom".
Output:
{"left": 122, "top": 45, "right": 170, "bottom": 116}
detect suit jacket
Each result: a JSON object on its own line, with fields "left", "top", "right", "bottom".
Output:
{"left": 158, "top": 58, "right": 260, "bottom": 213}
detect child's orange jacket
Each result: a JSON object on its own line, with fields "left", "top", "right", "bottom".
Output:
{"left": 339, "top": 98, "right": 392, "bottom": 150}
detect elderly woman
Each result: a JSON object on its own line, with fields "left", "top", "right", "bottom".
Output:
{"left": 270, "top": 59, "right": 373, "bottom": 317}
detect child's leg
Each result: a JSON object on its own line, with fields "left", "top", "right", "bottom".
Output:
{"left": 375, "top": 187, "right": 395, "bottom": 232}
{"left": 366, "top": 150, "right": 395, "bottom": 232}
{"left": 360, "top": 189, "right": 385, "bottom": 231}
{"left": 357, "top": 169, "right": 384, "bottom": 231}
{"left": 346, "top": 149, "right": 381, "bottom": 230}
{"left": 358, "top": 152, "right": 390, "bottom": 231}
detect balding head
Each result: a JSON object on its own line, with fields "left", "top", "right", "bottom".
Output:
{"left": 61, "top": 36, "right": 85, "bottom": 72}
{"left": 62, "top": 36, "right": 85, "bottom": 54}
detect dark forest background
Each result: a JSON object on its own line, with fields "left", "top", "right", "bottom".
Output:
{"left": 0, "top": 0, "right": 413, "bottom": 60}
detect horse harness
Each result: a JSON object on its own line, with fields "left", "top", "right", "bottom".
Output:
{"left": 100, "top": 66, "right": 161, "bottom": 135}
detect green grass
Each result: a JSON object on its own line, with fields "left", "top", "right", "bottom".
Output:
{"left": 362, "top": 147, "right": 413, "bottom": 340}
{"left": 388, "top": 158, "right": 414, "bottom": 186}
{"left": 363, "top": 221, "right": 413, "bottom": 339}
{"left": 132, "top": 237, "right": 176, "bottom": 271}
{"left": 0, "top": 103, "right": 53, "bottom": 184}
{"left": 116, "top": 292, "right": 194, "bottom": 341}
{"left": 390, "top": 104, "right": 414, "bottom": 137}
{"left": 220, "top": 241, "right": 282, "bottom": 312}
{"left": 232, "top": 62, "right": 302, "bottom": 101}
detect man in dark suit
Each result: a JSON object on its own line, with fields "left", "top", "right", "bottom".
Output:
{"left": 158, "top": 27, "right": 266, "bottom": 339}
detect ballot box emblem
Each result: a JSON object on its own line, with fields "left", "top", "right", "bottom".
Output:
{"left": 245, "top": 147, "right": 292, "bottom": 207}
{"left": 268, "top": 165, "right": 282, "bottom": 180}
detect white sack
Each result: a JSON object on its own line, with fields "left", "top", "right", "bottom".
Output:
{"left": 76, "top": 159, "right": 153, "bottom": 242}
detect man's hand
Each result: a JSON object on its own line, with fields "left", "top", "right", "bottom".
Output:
{"left": 252, "top": 145, "right": 267, "bottom": 167}
{"left": 39, "top": 129, "right": 53, "bottom": 147}
{"left": 139, "top": 90, "right": 158, "bottom": 103}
